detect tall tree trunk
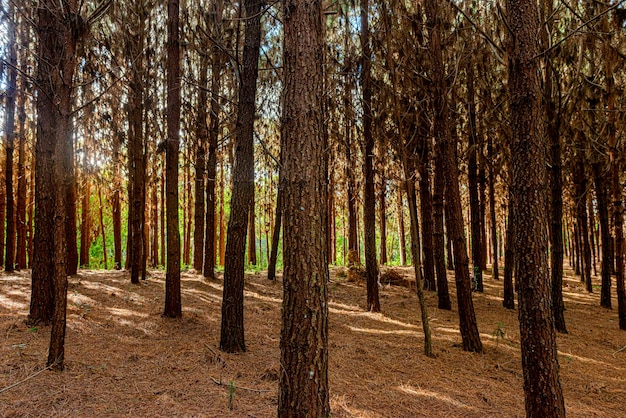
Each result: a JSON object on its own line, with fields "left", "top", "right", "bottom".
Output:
{"left": 97, "top": 185, "right": 108, "bottom": 269}
{"left": 396, "top": 187, "right": 407, "bottom": 266}
{"left": 248, "top": 194, "right": 257, "bottom": 265}
{"left": 164, "top": 0, "right": 182, "bottom": 318}
{"left": 574, "top": 150, "right": 592, "bottom": 292}
{"left": 268, "top": 186, "right": 282, "bottom": 281}
{"left": 378, "top": 166, "right": 387, "bottom": 265}
{"left": 220, "top": 0, "right": 261, "bottom": 352}
{"left": 487, "top": 135, "right": 499, "bottom": 281}
{"left": 361, "top": 0, "right": 380, "bottom": 313}
{"left": 16, "top": 68, "right": 27, "bottom": 270}
{"left": 467, "top": 62, "right": 483, "bottom": 292}
{"left": 427, "top": 0, "right": 480, "bottom": 350}
{"left": 34, "top": 0, "right": 83, "bottom": 370}
{"left": 507, "top": 0, "right": 566, "bottom": 415}
{"left": 112, "top": 129, "right": 122, "bottom": 270}
{"left": 594, "top": 163, "right": 612, "bottom": 308}
{"left": 418, "top": 129, "right": 436, "bottom": 292}
{"left": 193, "top": 54, "right": 209, "bottom": 272}
{"left": 402, "top": 148, "right": 433, "bottom": 357}
{"left": 65, "top": 121, "right": 78, "bottom": 276}
{"left": 503, "top": 198, "right": 515, "bottom": 309}
{"left": 80, "top": 178, "right": 91, "bottom": 267}
{"left": 433, "top": 129, "right": 451, "bottom": 310}
{"left": 203, "top": 23, "right": 223, "bottom": 279}
{"left": 4, "top": 0, "right": 17, "bottom": 272}
{"left": 278, "top": 0, "right": 329, "bottom": 413}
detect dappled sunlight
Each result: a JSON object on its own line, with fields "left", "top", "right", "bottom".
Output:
{"left": 243, "top": 289, "right": 282, "bottom": 305}
{"left": 78, "top": 280, "right": 148, "bottom": 303}
{"left": 181, "top": 287, "right": 222, "bottom": 304}
{"left": 328, "top": 300, "right": 363, "bottom": 312}
{"left": 0, "top": 293, "right": 28, "bottom": 311}
{"left": 557, "top": 351, "right": 626, "bottom": 371}
{"left": 346, "top": 325, "right": 421, "bottom": 337}
{"left": 106, "top": 307, "right": 150, "bottom": 319}
{"left": 397, "top": 384, "right": 475, "bottom": 410}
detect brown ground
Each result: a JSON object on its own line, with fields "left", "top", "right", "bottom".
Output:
{"left": 1, "top": 265, "right": 625, "bottom": 417}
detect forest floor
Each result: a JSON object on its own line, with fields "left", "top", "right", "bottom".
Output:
{"left": 1, "top": 264, "right": 625, "bottom": 417}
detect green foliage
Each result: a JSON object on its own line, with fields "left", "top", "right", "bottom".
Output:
{"left": 492, "top": 322, "right": 506, "bottom": 346}
{"left": 228, "top": 380, "right": 235, "bottom": 410}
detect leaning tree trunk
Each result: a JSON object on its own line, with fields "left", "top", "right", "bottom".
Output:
{"left": 278, "top": 0, "right": 330, "bottom": 414}
{"left": 163, "top": 0, "right": 182, "bottom": 318}
{"left": 507, "top": 0, "right": 566, "bottom": 415}
{"left": 426, "top": 0, "right": 481, "bottom": 351}
{"left": 220, "top": 0, "right": 262, "bottom": 352}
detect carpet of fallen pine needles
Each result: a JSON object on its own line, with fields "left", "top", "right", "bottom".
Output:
{"left": 1, "top": 264, "right": 625, "bottom": 417}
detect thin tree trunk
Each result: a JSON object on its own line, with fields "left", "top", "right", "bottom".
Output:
{"left": 248, "top": 193, "right": 257, "bottom": 265}
{"left": 467, "top": 63, "right": 483, "bottom": 292}
{"left": 361, "top": 0, "right": 380, "bottom": 313}
{"left": 193, "top": 53, "right": 209, "bottom": 272}
{"left": 97, "top": 185, "right": 108, "bottom": 269}
{"left": 594, "top": 163, "right": 612, "bottom": 308}
{"left": 378, "top": 161, "right": 387, "bottom": 265}
{"left": 433, "top": 130, "right": 451, "bottom": 310}
{"left": 204, "top": 15, "right": 223, "bottom": 279}
{"left": 503, "top": 198, "right": 515, "bottom": 310}
{"left": 79, "top": 178, "right": 91, "bottom": 268}
{"left": 220, "top": 0, "right": 262, "bottom": 351}
{"left": 4, "top": 0, "right": 17, "bottom": 272}
{"left": 16, "top": 69, "right": 27, "bottom": 270}
{"left": 418, "top": 132, "right": 436, "bottom": 292}
{"left": 487, "top": 135, "right": 499, "bottom": 281}
{"left": 396, "top": 186, "right": 407, "bottom": 266}
{"left": 268, "top": 186, "right": 282, "bottom": 281}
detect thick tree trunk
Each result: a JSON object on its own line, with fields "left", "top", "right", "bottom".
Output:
{"left": 279, "top": 1, "right": 330, "bottom": 414}
{"left": 507, "top": 0, "right": 566, "bottom": 415}
{"left": 163, "top": 0, "right": 182, "bottom": 318}
{"left": 220, "top": 0, "right": 261, "bottom": 352}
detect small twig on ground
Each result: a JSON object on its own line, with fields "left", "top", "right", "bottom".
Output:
{"left": 0, "top": 364, "right": 54, "bottom": 394}
{"left": 612, "top": 345, "right": 626, "bottom": 358}
{"left": 209, "top": 376, "right": 271, "bottom": 393}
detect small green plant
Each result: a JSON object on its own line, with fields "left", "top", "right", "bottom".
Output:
{"left": 27, "top": 326, "right": 38, "bottom": 333}
{"left": 228, "top": 380, "right": 236, "bottom": 410}
{"left": 492, "top": 322, "right": 505, "bottom": 346}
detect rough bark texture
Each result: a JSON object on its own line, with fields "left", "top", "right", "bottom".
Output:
{"left": 594, "top": 163, "right": 612, "bottom": 309}
{"left": 112, "top": 128, "right": 122, "bottom": 270}
{"left": 487, "top": 135, "right": 498, "bottom": 281}
{"left": 16, "top": 70, "right": 27, "bottom": 270}
{"left": 220, "top": 0, "right": 261, "bottom": 352}
{"left": 396, "top": 187, "right": 407, "bottom": 266}
{"left": 79, "top": 178, "right": 91, "bottom": 268}
{"left": 34, "top": 0, "right": 81, "bottom": 370}
{"left": 268, "top": 187, "right": 282, "bottom": 281}
{"left": 203, "top": 25, "right": 223, "bottom": 279}
{"left": 278, "top": 1, "right": 330, "bottom": 414}
{"left": 427, "top": 0, "right": 480, "bottom": 351}
{"left": 4, "top": 0, "right": 17, "bottom": 272}
{"left": 164, "top": 0, "right": 182, "bottom": 318}
{"left": 503, "top": 199, "right": 516, "bottom": 310}
{"left": 574, "top": 151, "right": 592, "bottom": 292}
{"left": 466, "top": 63, "right": 483, "bottom": 292}
{"left": 507, "top": 0, "right": 566, "bottom": 415}
{"left": 418, "top": 125, "right": 436, "bottom": 292}
{"left": 193, "top": 54, "right": 209, "bottom": 272}
{"left": 360, "top": 0, "right": 380, "bottom": 313}
{"left": 433, "top": 130, "right": 451, "bottom": 310}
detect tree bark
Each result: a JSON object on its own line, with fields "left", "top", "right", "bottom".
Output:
{"left": 503, "top": 198, "right": 515, "bottom": 310}
{"left": 220, "top": 0, "right": 262, "bottom": 352}
{"left": 164, "top": 0, "right": 182, "bottom": 318}
{"left": 193, "top": 53, "right": 209, "bottom": 272}
{"left": 594, "top": 163, "right": 612, "bottom": 309}
{"left": 487, "top": 135, "right": 498, "bottom": 281}
{"left": 427, "top": 0, "right": 480, "bottom": 351}
{"left": 433, "top": 128, "right": 451, "bottom": 310}
{"left": 4, "top": 0, "right": 17, "bottom": 272}
{"left": 268, "top": 186, "right": 282, "bottom": 281}
{"left": 360, "top": 0, "right": 380, "bottom": 312}
{"left": 507, "top": 0, "right": 566, "bottom": 415}
{"left": 16, "top": 65, "right": 27, "bottom": 270}
{"left": 396, "top": 187, "right": 407, "bottom": 266}
{"left": 278, "top": 0, "right": 330, "bottom": 414}
{"left": 418, "top": 128, "right": 436, "bottom": 292}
